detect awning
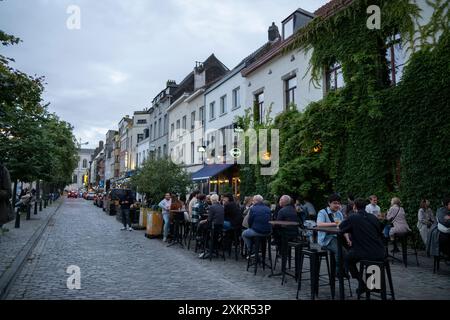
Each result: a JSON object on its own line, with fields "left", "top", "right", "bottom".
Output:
{"left": 191, "top": 164, "right": 233, "bottom": 181}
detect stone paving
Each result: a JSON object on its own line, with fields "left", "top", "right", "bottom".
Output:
{"left": 0, "top": 200, "right": 61, "bottom": 283}
{"left": 2, "top": 198, "right": 449, "bottom": 300}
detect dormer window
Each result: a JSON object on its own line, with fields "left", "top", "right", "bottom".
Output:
{"left": 283, "top": 17, "right": 294, "bottom": 40}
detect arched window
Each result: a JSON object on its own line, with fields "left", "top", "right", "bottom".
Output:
{"left": 82, "top": 159, "right": 88, "bottom": 168}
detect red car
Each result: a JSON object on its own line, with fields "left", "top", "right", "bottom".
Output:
{"left": 68, "top": 191, "right": 78, "bottom": 198}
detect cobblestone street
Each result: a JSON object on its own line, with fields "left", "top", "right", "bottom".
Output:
{"left": 2, "top": 198, "right": 449, "bottom": 300}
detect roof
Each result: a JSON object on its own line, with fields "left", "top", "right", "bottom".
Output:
{"left": 314, "top": 0, "right": 355, "bottom": 19}
{"left": 241, "top": 1, "right": 356, "bottom": 77}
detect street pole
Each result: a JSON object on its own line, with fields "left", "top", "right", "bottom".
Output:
{"left": 26, "top": 203, "right": 31, "bottom": 220}
{"left": 14, "top": 207, "right": 20, "bottom": 228}
{"left": 34, "top": 179, "right": 40, "bottom": 215}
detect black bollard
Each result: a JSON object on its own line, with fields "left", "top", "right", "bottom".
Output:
{"left": 34, "top": 201, "right": 38, "bottom": 215}
{"left": 26, "top": 204, "right": 31, "bottom": 220}
{"left": 14, "top": 208, "right": 20, "bottom": 228}
{"left": 39, "top": 200, "right": 42, "bottom": 211}
{"left": 44, "top": 199, "right": 47, "bottom": 208}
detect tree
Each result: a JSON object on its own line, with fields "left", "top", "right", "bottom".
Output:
{"left": 131, "top": 158, "right": 193, "bottom": 205}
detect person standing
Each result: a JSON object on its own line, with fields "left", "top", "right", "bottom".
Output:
{"left": 0, "top": 163, "right": 13, "bottom": 235}
{"left": 119, "top": 190, "right": 134, "bottom": 231}
{"left": 159, "top": 193, "right": 172, "bottom": 242}
{"left": 365, "top": 195, "right": 381, "bottom": 218}
{"left": 417, "top": 199, "right": 435, "bottom": 246}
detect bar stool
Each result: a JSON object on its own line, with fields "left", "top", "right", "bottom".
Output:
{"left": 392, "top": 232, "right": 419, "bottom": 267}
{"left": 296, "top": 248, "right": 333, "bottom": 300}
{"left": 209, "top": 224, "right": 226, "bottom": 261}
{"left": 223, "top": 226, "right": 242, "bottom": 261}
{"left": 247, "top": 234, "right": 273, "bottom": 275}
{"left": 358, "top": 259, "right": 395, "bottom": 300}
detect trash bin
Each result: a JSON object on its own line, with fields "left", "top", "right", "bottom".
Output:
{"left": 145, "top": 211, "right": 163, "bottom": 239}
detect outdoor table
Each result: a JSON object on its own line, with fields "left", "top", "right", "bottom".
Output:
{"left": 268, "top": 221, "right": 299, "bottom": 280}
{"left": 168, "top": 210, "right": 185, "bottom": 248}
{"left": 308, "top": 225, "right": 345, "bottom": 300}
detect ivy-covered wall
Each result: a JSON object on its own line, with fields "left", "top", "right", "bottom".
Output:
{"left": 239, "top": 0, "right": 449, "bottom": 235}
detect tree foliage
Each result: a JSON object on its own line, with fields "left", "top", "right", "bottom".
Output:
{"left": 131, "top": 158, "right": 193, "bottom": 205}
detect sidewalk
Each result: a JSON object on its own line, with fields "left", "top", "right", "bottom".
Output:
{"left": 0, "top": 199, "right": 62, "bottom": 296}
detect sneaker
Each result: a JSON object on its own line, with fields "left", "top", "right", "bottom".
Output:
{"left": 120, "top": 227, "right": 127, "bottom": 231}
{"left": 198, "top": 252, "right": 205, "bottom": 259}
{"left": 128, "top": 227, "right": 133, "bottom": 231}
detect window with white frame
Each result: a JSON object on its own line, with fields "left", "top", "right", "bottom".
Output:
{"left": 209, "top": 101, "right": 216, "bottom": 120}
{"left": 326, "top": 62, "right": 345, "bottom": 92}
{"left": 255, "top": 92, "right": 264, "bottom": 123}
{"left": 199, "top": 106, "right": 205, "bottom": 126}
{"left": 182, "top": 116, "right": 187, "bottom": 130}
{"left": 191, "top": 111, "right": 196, "bottom": 130}
{"left": 220, "top": 95, "right": 227, "bottom": 115}
{"left": 285, "top": 75, "right": 297, "bottom": 108}
{"left": 232, "top": 87, "right": 240, "bottom": 109}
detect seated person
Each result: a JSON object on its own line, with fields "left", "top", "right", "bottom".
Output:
{"left": 273, "top": 195, "right": 299, "bottom": 246}
{"left": 242, "top": 195, "right": 272, "bottom": 256}
{"left": 198, "top": 194, "right": 224, "bottom": 258}
{"left": 384, "top": 198, "right": 411, "bottom": 253}
{"left": 222, "top": 193, "right": 242, "bottom": 231}
{"left": 436, "top": 196, "right": 450, "bottom": 257}
{"left": 339, "top": 198, "right": 385, "bottom": 294}
{"left": 317, "top": 193, "right": 346, "bottom": 275}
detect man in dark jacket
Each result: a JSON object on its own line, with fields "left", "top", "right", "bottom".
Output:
{"left": 223, "top": 193, "right": 242, "bottom": 230}
{"left": 242, "top": 195, "right": 272, "bottom": 255}
{"left": 0, "top": 163, "right": 12, "bottom": 234}
{"left": 339, "top": 198, "right": 386, "bottom": 292}
{"left": 273, "top": 195, "right": 299, "bottom": 246}
{"left": 199, "top": 194, "right": 224, "bottom": 258}
{"left": 119, "top": 190, "right": 135, "bottom": 231}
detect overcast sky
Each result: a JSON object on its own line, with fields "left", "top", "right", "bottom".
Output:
{"left": 1, "top": 0, "right": 328, "bottom": 149}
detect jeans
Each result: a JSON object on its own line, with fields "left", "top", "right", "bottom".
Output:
{"left": 242, "top": 228, "right": 269, "bottom": 253}
{"left": 324, "top": 237, "right": 347, "bottom": 275}
{"left": 121, "top": 208, "right": 131, "bottom": 228}
{"left": 223, "top": 220, "right": 231, "bottom": 231}
{"left": 383, "top": 225, "right": 392, "bottom": 238}
{"left": 162, "top": 212, "right": 170, "bottom": 239}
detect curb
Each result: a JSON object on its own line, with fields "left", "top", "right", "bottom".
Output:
{"left": 0, "top": 199, "right": 64, "bottom": 300}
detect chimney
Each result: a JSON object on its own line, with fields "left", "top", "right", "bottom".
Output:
{"left": 99, "top": 141, "right": 104, "bottom": 150}
{"left": 268, "top": 22, "right": 280, "bottom": 42}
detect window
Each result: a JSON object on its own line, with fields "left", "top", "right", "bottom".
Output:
{"left": 255, "top": 92, "right": 264, "bottom": 123}
{"left": 220, "top": 95, "right": 227, "bottom": 115}
{"left": 191, "top": 111, "right": 196, "bottom": 130}
{"left": 176, "top": 119, "right": 180, "bottom": 137}
{"left": 163, "top": 115, "right": 168, "bottom": 134}
{"left": 149, "top": 125, "right": 153, "bottom": 141}
{"left": 285, "top": 76, "right": 297, "bottom": 108}
{"left": 191, "top": 142, "right": 195, "bottom": 164}
{"left": 137, "top": 119, "right": 147, "bottom": 124}
{"left": 137, "top": 134, "right": 144, "bottom": 143}
{"left": 326, "top": 62, "right": 344, "bottom": 92}
{"left": 144, "top": 128, "right": 149, "bottom": 139}
{"left": 199, "top": 106, "right": 205, "bottom": 126}
{"left": 82, "top": 159, "right": 88, "bottom": 168}
{"left": 158, "top": 118, "right": 162, "bottom": 137}
{"left": 182, "top": 144, "right": 186, "bottom": 164}
{"left": 153, "top": 122, "right": 157, "bottom": 140}
{"left": 163, "top": 144, "right": 167, "bottom": 157}
{"left": 182, "top": 116, "right": 187, "bottom": 130}
{"left": 170, "top": 123, "right": 175, "bottom": 140}
{"left": 283, "top": 17, "right": 294, "bottom": 39}
{"left": 232, "top": 87, "right": 240, "bottom": 109}
{"left": 209, "top": 102, "right": 216, "bottom": 120}
{"left": 386, "top": 34, "right": 406, "bottom": 86}
{"left": 73, "top": 175, "right": 78, "bottom": 184}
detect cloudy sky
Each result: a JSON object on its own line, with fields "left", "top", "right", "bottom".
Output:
{"left": 1, "top": 0, "right": 328, "bottom": 149}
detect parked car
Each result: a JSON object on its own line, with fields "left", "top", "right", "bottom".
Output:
{"left": 67, "top": 190, "right": 78, "bottom": 198}
{"left": 86, "top": 192, "right": 96, "bottom": 200}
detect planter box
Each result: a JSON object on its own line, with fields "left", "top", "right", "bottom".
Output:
{"left": 145, "top": 211, "right": 163, "bottom": 238}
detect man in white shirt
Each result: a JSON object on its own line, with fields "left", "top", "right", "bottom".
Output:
{"left": 158, "top": 193, "right": 172, "bottom": 242}
{"left": 365, "top": 195, "right": 381, "bottom": 218}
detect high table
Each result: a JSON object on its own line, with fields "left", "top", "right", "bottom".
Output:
{"left": 308, "top": 225, "right": 346, "bottom": 300}
{"left": 268, "top": 221, "right": 300, "bottom": 281}
{"left": 168, "top": 210, "right": 186, "bottom": 248}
